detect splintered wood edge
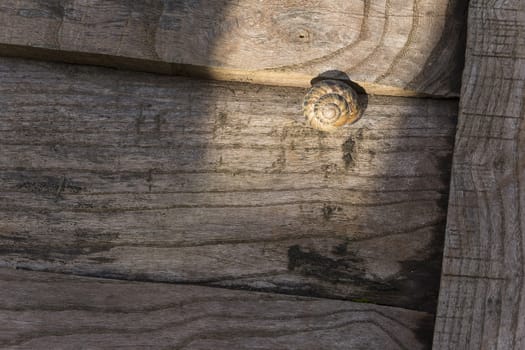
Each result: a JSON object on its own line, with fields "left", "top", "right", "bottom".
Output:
{"left": 0, "top": 43, "right": 441, "bottom": 98}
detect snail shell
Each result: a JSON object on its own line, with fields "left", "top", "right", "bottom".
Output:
{"left": 303, "top": 80, "right": 360, "bottom": 132}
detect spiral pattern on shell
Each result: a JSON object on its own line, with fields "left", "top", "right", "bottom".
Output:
{"left": 303, "top": 80, "right": 360, "bottom": 132}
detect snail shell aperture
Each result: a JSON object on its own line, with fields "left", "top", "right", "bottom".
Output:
{"left": 303, "top": 80, "right": 360, "bottom": 132}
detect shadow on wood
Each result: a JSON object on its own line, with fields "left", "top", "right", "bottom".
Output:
{"left": 0, "top": 0, "right": 467, "bottom": 97}
{"left": 0, "top": 54, "right": 456, "bottom": 313}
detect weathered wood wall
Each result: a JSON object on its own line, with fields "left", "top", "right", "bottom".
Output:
{"left": 433, "top": 0, "right": 525, "bottom": 348}
{"left": 0, "top": 1, "right": 472, "bottom": 347}
{"left": 0, "top": 268, "right": 434, "bottom": 349}
{"left": 0, "top": 0, "right": 467, "bottom": 96}
{"left": 0, "top": 56, "right": 457, "bottom": 312}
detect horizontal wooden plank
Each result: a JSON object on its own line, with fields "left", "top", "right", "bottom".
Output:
{"left": 0, "top": 0, "right": 467, "bottom": 97}
{"left": 0, "top": 57, "right": 457, "bottom": 311}
{"left": 432, "top": 0, "right": 525, "bottom": 349}
{"left": 0, "top": 267, "right": 433, "bottom": 349}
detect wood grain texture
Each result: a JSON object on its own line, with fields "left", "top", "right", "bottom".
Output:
{"left": 0, "top": 0, "right": 467, "bottom": 97}
{"left": 0, "top": 56, "right": 457, "bottom": 311}
{"left": 0, "top": 267, "right": 434, "bottom": 350}
{"left": 433, "top": 0, "right": 525, "bottom": 348}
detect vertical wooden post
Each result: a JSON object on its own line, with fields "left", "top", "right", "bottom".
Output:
{"left": 433, "top": 0, "right": 525, "bottom": 348}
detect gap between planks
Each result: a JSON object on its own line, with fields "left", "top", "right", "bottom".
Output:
{"left": 0, "top": 43, "right": 458, "bottom": 99}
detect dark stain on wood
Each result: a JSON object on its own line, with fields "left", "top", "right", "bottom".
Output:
{"left": 16, "top": 176, "right": 82, "bottom": 195}
{"left": 341, "top": 136, "right": 356, "bottom": 169}
{"left": 321, "top": 204, "right": 342, "bottom": 220}
{"left": 288, "top": 244, "right": 363, "bottom": 282}
{"left": 332, "top": 241, "right": 349, "bottom": 255}
{"left": 414, "top": 314, "right": 435, "bottom": 350}
{"left": 0, "top": 230, "right": 119, "bottom": 263}
{"left": 286, "top": 231, "right": 446, "bottom": 313}
{"left": 392, "top": 227, "right": 445, "bottom": 313}
{"left": 16, "top": 1, "right": 65, "bottom": 20}
{"left": 287, "top": 244, "right": 396, "bottom": 290}
{"left": 436, "top": 152, "right": 455, "bottom": 192}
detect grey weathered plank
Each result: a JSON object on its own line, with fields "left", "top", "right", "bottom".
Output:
{"left": 0, "top": 0, "right": 467, "bottom": 97}
{"left": 0, "top": 56, "right": 457, "bottom": 312}
{"left": 432, "top": 0, "right": 525, "bottom": 349}
{"left": 0, "top": 267, "right": 434, "bottom": 350}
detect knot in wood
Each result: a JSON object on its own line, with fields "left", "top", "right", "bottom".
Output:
{"left": 303, "top": 79, "right": 360, "bottom": 132}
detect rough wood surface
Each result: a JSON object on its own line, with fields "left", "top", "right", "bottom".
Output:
{"left": 0, "top": 57, "right": 457, "bottom": 312}
{"left": 0, "top": 267, "right": 434, "bottom": 350}
{"left": 0, "top": 0, "right": 466, "bottom": 97}
{"left": 433, "top": 0, "right": 525, "bottom": 348}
